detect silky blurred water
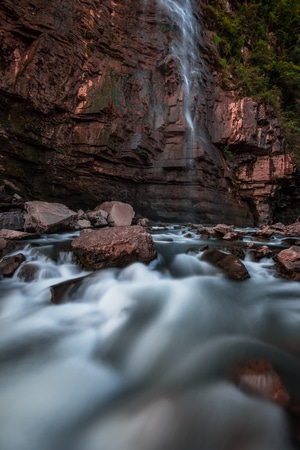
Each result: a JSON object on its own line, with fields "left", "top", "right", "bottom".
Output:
{"left": 1, "top": 226, "right": 300, "bottom": 450}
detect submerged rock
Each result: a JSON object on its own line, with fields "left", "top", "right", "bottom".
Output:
{"left": 201, "top": 249, "right": 250, "bottom": 280}
{"left": 24, "top": 201, "right": 77, "bottom": 234}
{"left": 234, "top": 359, "right": 290, "bottom": 408}
{"left": 50, "top": 275, "right": 89, "bottom": 304}
{"left": 71, "top": 225, "right": 157, "bottom": 270}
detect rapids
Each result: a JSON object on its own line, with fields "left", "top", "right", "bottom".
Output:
{"left": 1, "top": 226, "right": 300, "bottom": 450}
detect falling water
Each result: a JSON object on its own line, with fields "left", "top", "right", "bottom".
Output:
{"left": 158, "top": 0, "right": 200, "bottom": 135}
{"left": 155, "top": 0, "right": 222, "bottom": 167}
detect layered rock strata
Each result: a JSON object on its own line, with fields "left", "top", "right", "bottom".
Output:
{"left": 0, "top": 0, "right": 295, "bottom": 225}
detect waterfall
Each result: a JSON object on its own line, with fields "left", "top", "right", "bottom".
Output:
{"left": 154, "top": 0, "right": 223, "bottom": 167}
{"left": 158, "top": 0, "right": 200, "bottom": 135}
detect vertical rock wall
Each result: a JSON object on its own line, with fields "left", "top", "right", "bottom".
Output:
{"left": 0, "top": 0, "right": 295, "bottom": 225}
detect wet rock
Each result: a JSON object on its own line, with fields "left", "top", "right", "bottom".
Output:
{"left": 276, "top": 246, "right": 300, "bottom": 280}
{"left": 50, "top": 276, "right": 89, "bottom": 304}
{"left": 100, "top": 201, "right": 135, "bottom": 227}
{"left": 24, "top": 201, "right": 77, "bottom": 233}
{"left": 213, "top": 224, "right": 234, "bottom": 236}
{"left": 17, "top": 263, "right": 40, "bottom": 282}
{"left": 71, "top": 225, "right": 157, "bottom": 270}
{"left": 201, "top": 249, "right": 250, "bottom": 280}
{"left": 0, "top": 229, "right": 38, "bottom": 240}
{"left": 0, "top": 211, "right": 24, "bottom": 231}
{"left": 234, "top": 359, "right": 290, "bottom": 408}
{"left": 0, "top": 238, "right": 20, "bottom": 259}
{"left": 222, "top": 231, "right": 241, "bottom": 240}
{"left": 0, "top": 253, "right": 25, "bottom": 277}
{"left": 286, "top": 222, "right": 300, "bottom": 237}
{"left": 76, "top": 219, "right": 92, "bottom": 229}
{"left": 86, "top": 208, "right": 108, "bottom": 227}
{"left": 250, "top": 245, "right": 275, "bottom": 261}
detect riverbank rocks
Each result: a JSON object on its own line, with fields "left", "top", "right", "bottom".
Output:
{"left": 24, "top": 201, "right": 77, "bottom": 233}
{"left": 276, "top": 246, "right": 300, "bottom": 281}
{"left": 99, "top": 201, "right": 135, "bottom": 226}
{"left": 0, "top": 211, "right": 24, "bottom": 231}
{"left": 0, "top": 253, "right": 25, "bottom": 277}
{"left": 71, "top": 225, "right": 157, "bottom": 270}
{"left": 201, "top": 249, "right": 250, "bottom": 280}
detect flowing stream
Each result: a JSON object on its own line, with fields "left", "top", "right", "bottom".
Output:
{"left": 1, "top": 227, "right": 300, "bottom": 450}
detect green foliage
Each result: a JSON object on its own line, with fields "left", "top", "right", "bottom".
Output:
{"left": 203, "top": 0, "right": 300, "bottom": 159}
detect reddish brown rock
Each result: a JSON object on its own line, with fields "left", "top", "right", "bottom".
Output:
{"left": 99, "top": 201, "right": 135, "bottom": 226}
{"left": 0, "top": 229, "right": 37, "bottom": 240}
{"left": 234, "top": 359, "right": 290, "bottom": 408}
{"left": 207, "top": 92, "right": 295, "bottom": 225}
{"left": 0, "top": 238, "right": 20, "bottom": 259}
{"left": 71, "top": 225, "right": 157, "bottom": 270}
{"left": 24, "top": 201, "right": 77, "bottom": 233}
{"left": 213, "top": 224, "right": 234, "bottom": 236}
{"left": 201, "top": 248, "right": 250, "bottom": 280}
{"left": 0, "top": 0, "right": 294, "bottom": 226}
{"left": 50, "top": 275, "right": 89, "bottom": 304}
{"left": 0, "top": 253, "right": 25, "bottom": 277}
{"left": 276, "top": 246, "right": 300, "bottom": 280}
{"left": 17, "top": 263, "right": 40, "bottom": 282}
{"left": 286, "top": 222, "right": 300, "bottom": 237}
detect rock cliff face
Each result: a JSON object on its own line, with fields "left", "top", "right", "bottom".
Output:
{"left": 0, "top": 0, "right": 295, "bottom": 225}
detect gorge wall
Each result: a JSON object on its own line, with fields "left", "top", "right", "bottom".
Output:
{"left": 0, "top": 0, "right": 295, "bottom": 225}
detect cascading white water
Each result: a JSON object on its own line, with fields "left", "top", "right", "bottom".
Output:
{"left": 1, "top": 228, "right": 300, "bottom": 450}
{"left": 158, "top": 0, "right": 200, "bottom": 136}
{"left": 154, "top": 0, "right": 222, "bottom": 167}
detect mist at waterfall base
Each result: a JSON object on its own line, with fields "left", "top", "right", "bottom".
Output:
{"left": 1, "top": 228, "right": 300, "bottom": 450}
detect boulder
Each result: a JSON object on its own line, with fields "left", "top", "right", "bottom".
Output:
{"left": 286, "top": 222, "right": 300, "bottom": 237}
{"left": 50, "top": 275, "right": 89, "bottom": 304}
{"left": 100, "top": 201, "right": 135, "bottom": 227}
{"left": 0, "top": 238, "right": 21, "bottom": 259}
{"left": 0, "top": 229, "right": 38, "bottom": 240}
{"left": 213, "top": 224, "right": 234, "bottom": 236}
{"left": 17, "top": 263, "right": 40, "bottom": 282}
{"left": 0, "top": 253, "right": 25, "bottom": 277}
{"left": 0, "top": 211, "right": 24, "bottom": 231}
{"left": 24, "top": 201, "right": 77, "bottom": 233}
{"left": 71, "top": 225, "right": 157, "bottom": 270}
{"left": 276, "top": 246, "right": 300, "bottom": 280}
{"left": 76, "top": 219, "right": 92, "bottom": 229}
{"left": 201, "top": 249, "right": 250, "bottom": 280}
{"left": 86, "top": 208, "right": 108, "bottom": 227}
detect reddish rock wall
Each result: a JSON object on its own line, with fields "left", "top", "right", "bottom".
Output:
{"left": 0, "top": 0, "right": 295, "bottom": 225}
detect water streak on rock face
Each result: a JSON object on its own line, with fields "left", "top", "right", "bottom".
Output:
{"left": 156, "top": 0, "right": 217, "bottom": 165}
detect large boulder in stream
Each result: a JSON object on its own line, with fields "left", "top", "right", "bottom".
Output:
{"left": 71, "top": 225, "right": 157, "bottom": 270}
{"left": 276, "top": 246, "right": 300, "bottom": 281}
{"left": 201, "top": 249, "right": 250, "bottom": 280}
{"left": 24, "top": 201, "right": 77, "bottom": 233}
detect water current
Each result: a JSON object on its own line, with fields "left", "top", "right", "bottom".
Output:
{"left": 1, "top": 226, "right": 300, "bottom": 450}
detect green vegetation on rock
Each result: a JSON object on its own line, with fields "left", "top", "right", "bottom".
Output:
{"left": 203, "top": 0, "right": 300, "bottom": 157}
